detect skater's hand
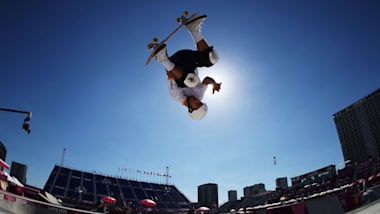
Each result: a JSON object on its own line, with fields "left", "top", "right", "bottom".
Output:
{"left": 202, "top": 77, "right": 221, "bottom": 94}
{"left": 212, "top": 82, "right": 222, "bottom": 94}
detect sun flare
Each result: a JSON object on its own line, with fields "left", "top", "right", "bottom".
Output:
{"left": 201, "top": 60, "right": 239, "bottom": 111}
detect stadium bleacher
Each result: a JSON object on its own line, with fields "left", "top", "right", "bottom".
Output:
{"left": 43, "top": 165, "right": 191, "bottom": 212}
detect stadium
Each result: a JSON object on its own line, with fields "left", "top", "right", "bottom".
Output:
{"left": 1, "top": 156, "right": 380, "bottom": 213}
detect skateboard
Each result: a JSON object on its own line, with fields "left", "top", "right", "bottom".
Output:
{"left": 145, "top": 11, "right": 203, "bottom": 65}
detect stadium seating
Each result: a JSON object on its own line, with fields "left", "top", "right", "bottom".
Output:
{"left": 42, "top": 165, "right": 191, "bottom": 212}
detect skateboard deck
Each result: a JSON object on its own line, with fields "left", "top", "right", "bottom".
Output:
{"left": 145, "top": 11, "right": 204, "bottom": 65}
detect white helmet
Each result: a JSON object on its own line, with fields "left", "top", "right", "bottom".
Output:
{"left": 184, "top": 73, "right": 200, "bottom": 88}
{"left": 189, "top": 103, "right": 208, "bottom": 120}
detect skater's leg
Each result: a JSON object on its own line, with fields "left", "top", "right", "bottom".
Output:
{"left": 186, "top": 15, "right": 209, "bottom": 51}
{"left": 196, "top": 39, "right": 210, "bottom": 52}
{"left": 155, "top": 45, "right": 186, "bottom": 79}
{"left": 167, "top": 67, "right": 185, "bottom": 80}
{"left": 186, "top": 15, "right": 219, "bottom": 66}
{"left": 155, "top": 45, "right": 174, "bottom": 71}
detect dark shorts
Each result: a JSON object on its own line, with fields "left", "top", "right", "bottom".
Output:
{"left": 169, "top": 47, "right": 214, "bottom": 88}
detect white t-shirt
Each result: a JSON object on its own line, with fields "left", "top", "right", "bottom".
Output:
{"left": 168, "top": 78, "right": 207, "bottom": 105}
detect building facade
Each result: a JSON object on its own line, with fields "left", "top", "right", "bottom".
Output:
{"left": 333, "top": 88, "right": 380, "bottom": 164}
{"left": 243, "top": 183, "right": 266, "bottom": 198}
{"left": 10, "top": 161, "right": 27, "bottom": 184}
{"left": 198, "top": 183, "right": 218, "bottom": 208}
{"left": 228, "top": 190, "right": 237, "bottom": 202}
{"left": 0, "top": 141, "right": 7, "bottom": 171}
{"left": 0, "top": 141, "right": 6, "bottom": 161}
{"left": 276, "top": 177, "right": 288, "bottom": 189}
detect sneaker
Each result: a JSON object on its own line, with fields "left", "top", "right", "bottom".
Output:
{"left": 185, "top": 14, "right": 207, "bottom": 33}
{"left": 154, "top": 44, "right": 168, "bottom": 63}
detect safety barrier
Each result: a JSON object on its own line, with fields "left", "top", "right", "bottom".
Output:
{"left": 0, "top": 190, "right": 100, "bottom": 214}
{"left": 266, "top": 192, "right": 364, "bottom": 214}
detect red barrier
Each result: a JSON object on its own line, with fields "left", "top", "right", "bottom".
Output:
{"left": 338, "top": 191, "right": 364, "bottom": 212}
{"left": 267, "top": 202, "right": 307, "bottom": 214}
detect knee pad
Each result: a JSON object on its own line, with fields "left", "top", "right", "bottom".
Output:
{"left": 209, "top": 49, "right": 219, "bottom": 65}
{"left": 184, "top": 71, "right": 200, "bottom": 88}
{"left": 199, "top": 47, "right": 219, "bottom": 67}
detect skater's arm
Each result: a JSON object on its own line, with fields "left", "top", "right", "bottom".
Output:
{"left": 202, "top": 76, "right": 221, "bottom": 94}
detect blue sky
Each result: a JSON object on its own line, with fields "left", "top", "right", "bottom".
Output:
{"left": 1, "top": 0, "right": 379, "bottom": 204}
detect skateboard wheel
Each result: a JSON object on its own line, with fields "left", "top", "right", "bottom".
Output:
{"left": 147, "top": 43, "right": 155, "bottom": 49}
{"left": 183, "top": 11, "right": 188, "bottom": 16}
{"left": 176, "top": 17, "right": 181, "bottom": 23}
{"left": 152, "top": 37, "right": 158, "bottom": 43}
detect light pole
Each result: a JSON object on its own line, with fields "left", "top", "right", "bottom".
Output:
{"left": 0, "top": 107, "right": 32, "bottom": 134}
{"left": 75, "top": 186, "right": 87, "bottom": 209}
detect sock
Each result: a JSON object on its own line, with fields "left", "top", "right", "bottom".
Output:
{"left": 161, "top": 59, "right": 175, "bottom": 71}
{"left": 190, "top": 31, "right": 203, "bottom": 43}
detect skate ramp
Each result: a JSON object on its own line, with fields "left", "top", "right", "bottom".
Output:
{"left": 304, "top": 194, "right": 344, "bottom": 214}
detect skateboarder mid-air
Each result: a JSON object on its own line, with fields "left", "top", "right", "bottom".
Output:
{"left": 153, "top": 13, "right": 221, "bottom": 120}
